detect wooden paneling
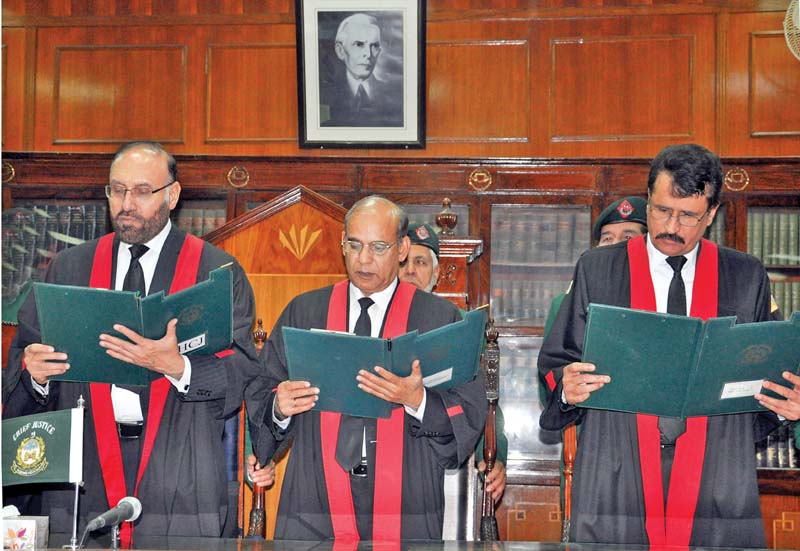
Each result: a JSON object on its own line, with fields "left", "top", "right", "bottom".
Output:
{"left": 6, "top": 3, "right": 800, "bottom": 157}
{"left": 427, "top": 40, "right": 530, "bottom": 143}
{"left": 723, "top": 10, "right": 800, "bottom": 156}
{"left": 531, "top": 14, "right": 717, "bottom": 157}
{"left": 2, "top": 27, "right": 27, "bottom": 150}
{"left": 497, "top": 484, "right": 562, "bottom": 541}
{"left": 34, "top": 27, "right": 192, "bottom": 149}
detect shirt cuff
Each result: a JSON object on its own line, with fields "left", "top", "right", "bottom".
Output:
{"left": 404, "top": 388, "right": 427, "bottom": 421}
{"left": 273, "top": 400, "right": 291, "bottom": 430}
{"left": 165, "top": 356, "right": 192, "bottom": 393}
{"left": 31, "top": 375, "right": 50, "bottom": 396}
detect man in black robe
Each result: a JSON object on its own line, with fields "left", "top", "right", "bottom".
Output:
{"left": 2, "top": 142, "right": 260, "bottom": 545}
{"left": 539, "top": 143, "right": 800, "bottom": 547}
{"left": 249, "top": 196, "right": 487, "bottom": 541}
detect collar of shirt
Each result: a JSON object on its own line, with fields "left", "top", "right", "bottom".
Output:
{"left": 114, "top": 219, "right": 172, "bottom": 294}
{"left": 645, "top": 234, "right": 700, "bottom": 314}
{"left": 348, "top": 278, "right": 398, "bottom": 337}
{"left": 346, "top": 73, "right": 374, "bottom": 98}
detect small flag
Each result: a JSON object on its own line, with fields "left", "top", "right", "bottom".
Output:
{"left": 2, "top": 408, "right": 83, "bottom": 486}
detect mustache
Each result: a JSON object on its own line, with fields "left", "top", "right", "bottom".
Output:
{"left": 114, "top": 211, "right": 144, "bottom": 223}
{"left": 655, "top": 232, "right": 685, "bottom": 244}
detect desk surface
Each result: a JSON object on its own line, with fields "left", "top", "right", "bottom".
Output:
{"left": 48, "top": 533, "right": 771, "bottom": 551}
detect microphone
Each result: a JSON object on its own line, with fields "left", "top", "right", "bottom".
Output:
{"left": 85, "top": 496, "right": 142, "bottom": 532}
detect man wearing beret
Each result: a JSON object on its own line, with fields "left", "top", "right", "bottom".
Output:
{"left": 400, "top": 222, "right": 509, "bottom": 504}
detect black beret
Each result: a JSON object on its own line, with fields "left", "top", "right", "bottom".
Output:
{"left": 592, "top": 196, "right": 648, "bottom": 242}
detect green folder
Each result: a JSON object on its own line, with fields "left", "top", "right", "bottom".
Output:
{"left": 283, "top": 308, "right": 487, "bottom": 418}
{"left": 580, "top": 304, "right": 800, "bottom": 418}
{"left": 34, "top": 267, "right": 233, "bottom": 386}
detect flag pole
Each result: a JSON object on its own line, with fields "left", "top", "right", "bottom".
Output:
{"left": 63, "top": 395, "right": 86, "bottom": 551}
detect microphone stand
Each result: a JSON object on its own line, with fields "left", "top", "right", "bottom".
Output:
{"left": 110, "top": 525, "right": 121, "bottom": 550}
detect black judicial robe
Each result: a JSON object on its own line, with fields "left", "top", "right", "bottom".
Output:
{"left": 250, "top": 281, "right": 487, "bottom": 540}
{"left": 538, "top": 238, "right": 779, "bottom": 548}
{"left": 2, "top": 226, "right": 259, "bottom": 542}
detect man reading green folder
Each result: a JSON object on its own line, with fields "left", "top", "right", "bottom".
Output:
{"left": 247, "top": 196, "right": 487, "bottom": 541}
{"left": 538, "top": 143, "right": 800, "bottom": 548}
{"left": 2, "top": 142, "right": 260, "bottom": 545}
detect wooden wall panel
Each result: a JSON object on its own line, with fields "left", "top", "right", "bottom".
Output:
{"left": 34, "top": 27, "right": 194, "bottom": 150}
{"left": 531, "top": 14, "right": 717, "bottom": 157}
{"left": 551, "top": 36, "right": 692, "bottom": 140}
{"left": 723, "top": 11, "right": 800, "bottom": 156}
{"left": 206, "top": 43, "right": 296, "bottom": 143}
{"left": 2, "top": 28, "right": 27, "bottom": 150}
{"left": 427, "top": 41, "right": 530, "bottom": 143}
{"left": 53, "top": 44, "right": 186, "bottom": 143}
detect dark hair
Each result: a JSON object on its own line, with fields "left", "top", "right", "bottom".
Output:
{"left": 111, "top": 141, "right": 178, "bottom": 185}
{"left": 647, "top": 144, "right": 723, "bottom": 208}
{"left": 345, "top": 195, "right": 408, "bottom": 241}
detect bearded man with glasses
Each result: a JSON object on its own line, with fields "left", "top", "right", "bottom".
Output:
{"left": 3, "top": 141, "right": 260, "bottom": 544}
{"left": 248, "top": 195, "right": 487, "bottom": 541}
{"left": 539, "top": 143, "right": 800, "bottom": 547}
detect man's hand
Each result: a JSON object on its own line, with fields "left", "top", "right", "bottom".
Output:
{"left": 274, "top": 380, "right": 319, "bottom": 420}
{"left": 561, "top": 362, "right": 610, "bottom": 405}
{"left": 98, "top": 319, "right": 184, "bottom": 379}
{"left": 757, "top": 371, "right": 800, "bottom": 421}
{"left": 478, "top": 459, "right": 507, "bottom": 503}
{"left": 246, "top": 454, "right": 276, "bottom": 488}
{"left": 357, "top": 359, "right": 424, "bottom": 410}
{"left": 23, "top": 343, "right": 69, "bottom": 385}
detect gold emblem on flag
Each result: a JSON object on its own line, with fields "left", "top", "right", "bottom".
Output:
{"left": 12, "top": 434, "right": 49, "bottom": 477}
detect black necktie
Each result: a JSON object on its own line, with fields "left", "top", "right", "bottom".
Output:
{"left": 123, "top": 244, "right": 149, "bottom": 296}
{"left": 335, "top": 297, "right": 374, "bottom": 471}
{"left": 659, "top": 255, "right": 688, "bottom": 496}
{"left": 354, "top": 84, "right": 368, "bottom": 114}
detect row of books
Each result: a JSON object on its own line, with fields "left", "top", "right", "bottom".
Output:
{"left": 492, "top": 211, "right": 591, "bottom": 266}
{"left": 756, "top": 424, "right": 798, "bottom": 469}
{"left": 490, "top": 277, "right": 572, "bottom": 326}
{"left": 173, "top": 207, "right": 227, "bottom": 237}
{"left": 772, "top": 281, "right": 800, "bottom": 320}
{"left": 2, "top": 204, "right": 111, "bottom": 306}
{"left": 748, "top": 210, "right": 800, "bottom": 266}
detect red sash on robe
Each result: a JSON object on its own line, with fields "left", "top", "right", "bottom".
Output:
{"left": 627, "top": 235, "right": 718, "bottom": 546}
{"left": 87, "top": 232, "right": 204, "bottom": 547}
{"left": 319, "top": 279, "right": 416, "bottom": 541}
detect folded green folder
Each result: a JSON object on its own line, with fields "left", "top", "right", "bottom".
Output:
{"left": 581, "top": 304, "right": 800, "bottom": 418}
{"left": 283, "top": 308, "right": 487, "bottom": 418}
{"left": 35, "top": 267, "right": 233, "bottom": 386}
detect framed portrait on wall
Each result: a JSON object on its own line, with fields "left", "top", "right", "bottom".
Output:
{"left": 295, "top": 0, "right": 426, "bottom": 149}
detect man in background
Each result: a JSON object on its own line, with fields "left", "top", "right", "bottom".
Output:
{"left": 539, "top": 143, "right": 800, "bottom": 547}
{"left": 321, "top": 13, "right": 403, "bottom": 127}
{"left": 3, "top": 142, "right": 260, "bottom": 544}
{"left": 249, "top": 196, "right": 486, "bottom": 540}
{"left": 400, "top": 222, "right": 508, "bottom": 503}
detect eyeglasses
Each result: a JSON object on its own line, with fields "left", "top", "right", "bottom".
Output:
{"left": 105, "top": 182, "right": 174, "bottom": 201}
{"left": 342, "top": 238, "right": 396, "bottom": 256}
{"left": 647, "top": 203, "right": 709, "bottom": 227}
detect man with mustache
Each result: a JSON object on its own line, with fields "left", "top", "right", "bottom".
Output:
{"left": 3, "top": 142, "right": 260, "bottom": 545}
{"left": 538, "top": 143, "right": 800, "bottom": 547}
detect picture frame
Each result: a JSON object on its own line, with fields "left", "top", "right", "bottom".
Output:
{"left": 295, "top": 0, "right": 426, "bottom": 149}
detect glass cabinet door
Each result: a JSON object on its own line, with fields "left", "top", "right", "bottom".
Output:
{"left": 748, "top": 207, "right": 800, "bottom": 318}
{"left": 490, "top": 204, "right": 590, "bottom": 327}
{"left": 500, "top": 336, "right": 561, "bottom": 460}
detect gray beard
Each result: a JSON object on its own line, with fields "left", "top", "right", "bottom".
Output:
{"left": 111, "top": 200, "right": 170, "bottom": 244}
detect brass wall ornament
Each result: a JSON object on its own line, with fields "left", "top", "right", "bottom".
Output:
{"left": 723, "top": 167, "right": 750, "bottom": 192}
{"left": 2, "top": 161, "right": 15, "bottom": 183}
{"left": 468, "top": 167, "right": 493, "bottom": 191}
{"left": 226, "top": 166, "right": 250, "bottom": 188}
